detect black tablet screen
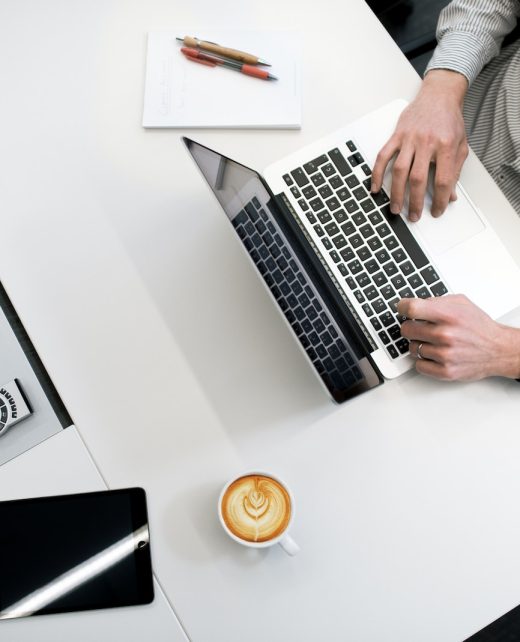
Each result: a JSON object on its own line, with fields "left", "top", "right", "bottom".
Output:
{"left": 0, "top": 487, "right": 154, "bottom": 619}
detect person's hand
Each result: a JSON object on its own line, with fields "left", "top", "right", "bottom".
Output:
{"left": 371, "top": 69, "right": 469, "bottom": 222}
{"left": 398, "top": 294, "right": 520, "bottom": 381}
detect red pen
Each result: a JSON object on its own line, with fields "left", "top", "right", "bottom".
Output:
{"left": 181, "top": 47, "right": 278, "bottom": 81}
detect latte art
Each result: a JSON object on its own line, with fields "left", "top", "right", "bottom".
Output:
{"left": 221, "top": 475, "right": 291, "bottom": 543}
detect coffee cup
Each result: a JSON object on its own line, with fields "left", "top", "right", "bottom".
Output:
{"left": 218, "top": 471, "right": 299, "bottom": 556}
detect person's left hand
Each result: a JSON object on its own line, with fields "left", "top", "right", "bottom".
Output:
{"left": 398, "top": 294, "right": 520, "bottom": 381}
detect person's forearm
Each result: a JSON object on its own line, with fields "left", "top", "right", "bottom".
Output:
{"left": 421, "top": 69, "right": 468, "bottom": 108}
{"left": 425, "top": 0, "right": 520, "bottom": 85}
{"left": 491, "top": 324, "right": 520, "bottom": 379}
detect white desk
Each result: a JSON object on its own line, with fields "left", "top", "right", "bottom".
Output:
{"left": 1, "top": 1, "right": 520, "bottom": 641}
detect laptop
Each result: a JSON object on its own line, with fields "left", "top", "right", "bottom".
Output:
{"left": 184, "top": 99, "right": 520, "bottom": 403}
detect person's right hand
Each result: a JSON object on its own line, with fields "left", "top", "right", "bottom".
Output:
{"left": 370, "top": 69, "right": 469, "bottom": 222}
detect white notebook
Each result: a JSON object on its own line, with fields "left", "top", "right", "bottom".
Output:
{"left": 142, "top": 30, "right": 301, "bottom": 129}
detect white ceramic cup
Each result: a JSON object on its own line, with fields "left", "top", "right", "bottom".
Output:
{"left": 218, "top": 471, "right": 300, "bottom": 556}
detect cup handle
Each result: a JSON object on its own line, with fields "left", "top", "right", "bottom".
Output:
{"left": 278, "top": 533, "right": 300, "bottom": 556}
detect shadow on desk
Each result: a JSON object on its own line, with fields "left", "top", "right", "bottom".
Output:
{"left": 110, "top": 194, "right": 335, "bottom": 437}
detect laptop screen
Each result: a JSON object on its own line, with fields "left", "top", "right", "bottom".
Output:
{"left": 183, "top": 137, "right": 383, "bottom": 403}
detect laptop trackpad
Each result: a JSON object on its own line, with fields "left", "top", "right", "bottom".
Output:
{"left": 410, "top": 188, "right": 485, "bottom": 256}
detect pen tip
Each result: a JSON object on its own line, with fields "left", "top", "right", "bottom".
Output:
{"left": 176, "top": 37, "right": 184, "bottom": 42}
{"left": 257, "top": 58, "right": 271, "bottom": 66}
{"left": 268, "top": 75, "right": 278, "bottom": 81}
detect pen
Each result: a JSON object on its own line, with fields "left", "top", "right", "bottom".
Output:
{"left": 181, "top": 47, "right": 278, "bottom": 81}
{"left": 176, "top": 36, "right": 271, "bottom": 66}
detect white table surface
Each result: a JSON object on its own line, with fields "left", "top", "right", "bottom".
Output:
{"left": 1, "top": 1, "right": 520, "bottom": 641}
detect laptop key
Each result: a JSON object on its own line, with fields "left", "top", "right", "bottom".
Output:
{"left": 329, "top": 250, "right": 341, "bottom": 264}
{"left": 310, "top": 197, "right": 325, "bottom": 212}
{"left": 360, "top": 198, "right": 376, "bottom": 213}
{"left": 431, "top": 281, "right": 448, "bottom": 297}
{"left": 352, "top": 212, "right": 367, "bottom": 226}
{"left": 381, "top": 285, "right": 396, "bottom": 300}
{"left": 381, "top": 204, "right": 429, "bottom": 269}
{"left": 357, "top": 246, "right": 371, "bottom": 261}
{"left": 302, "top": 185, "right": 317, "bottom": 199}
{"left": 374, "top": 250, "right": 390, "bottom": 263}
{"left": 391, "top": 248, "right": 407, "bottom": 263}
{"left": 408, "top": 274, "right": 423, "bottom": 289}
{"left": 333, "top": 208, "right": 348, "bottom": 224}
{"left": 372, "top": 298, "right": 386, "bottom": 314}
{"left": 325, "top": 222, "right": 340, "bottom": 236}
{"left": 373, "top": 272, "right": 388, "bottom": 288}
{"left": 391, "top": 274, "right": 406, "bottom": 290}
{"left": 383, "top": 262, "right": 398, "bottom": 277}
{"left": 283, "top": 174, "right": 293, "bottom": 186}
{"left": 415, "top": 286, "right": 430, "bottom": 299}
{"left": 345, "top": 199, "right": 359, "bottom": 214}
{"left": 361, "top": 164, "right": 371, "bottom": 176}
{"left": 346, "top": 175, "right": 360, "bottom": 188}
{"left": 311, "top": 173, "right": 326, "bottom": 187}
{"left": 396, "top": 338, "right": 409, "bottom": 354}
{"left": 298, "top": 199, "right": 309, "bottom": 211}
{"left": 317, "top": 210, "right": 333, "bottom": 224}
{"left": 362, "top": 303, "right": 374, "bottom": 317}
{"left": 328, "top": 148, "right": 352, "bottom": 176}
{"left": 364, "top": 259, "right": 379, "bottom": 274}
{"left": 399, "top": 287, "right": 414, "bottom": 298}
{"left": 353, "top": 186, "right": 366, "bottom": 201}
{"left": 330, "top": 175, "right": 344, "bottom": 189}
{"left": 350, "top": 234, "right": 363, "bottom": 249}
{"left": 338, "top": 263, "right": 348, "bottom": 277}
{"left": 384, "top": 236, "right": 399, "bottom": 250}
{"left": 346, "top": 140, "right": 357, "bottom": 152}
{"left": 341, "top": 247, "right": 355, "bottom": 262}
{"left": 367, "top": 237, "right": 383, "bottom": 251}
{"left": 346, "top": 276, "right": 356, "bottom": 290}
{"left": 326, "top": 197, "right": 341, "bottom": 211}
{"left": 378, "top": 330, "right": 390, "bottom": 345}
{"left": 356, "top": 272, "right": 371, "bottom": 288}
{"left": 376, "top": 223, "right": 391, "bottom": 238}
{"left": 420, "top": 265, "right": 440, "bottom": 285}
{"left": 322, "top": 237, "right": 332, "bottom": 250}
{"left": 372, "top": 189, "right": 390, "bottom": 206}
{"left": 347, "top": 259, "right": 362, "bottom": 275}
{"left": 303, "top": 154, "right": 328, "bottom": 174}
{"left": 348, "top": 152, "right": 364, "bottom": 167}
{"left": 290, "top": 167, "right": 310, "bottom": 187}
{"left": 363, "top": 285, "right": 378, "bottom": 300}
{"left": 388, "top": 324, "right": 401, "bottom": 340}
{"left": 319, "top": 185, "right": 333, "bottom": 199}
{"left": 322, "top": 163, "right": 335, "bottom": 177}
{"left": 387, "top": 345, "right": 399, "bottom": 359}
{"left": 333, "top": 235, "right": 348, "bottom": 250}
{"left": 337, "top": 187, "right": 350, "bottom": 201}
{"left": 379, "top": 311, "right": 394, "bottom": 327}
{"left": 341, "top": 221, "right": 356, "bottom": 236}
{"left": 354, "top": 290, "right": 365, "bottom": 304}
{"left": 370, "top": 317, "right": 382, "bottom": 331}
{"left": 400, "top": 260, "right": 414, "bottom": 276}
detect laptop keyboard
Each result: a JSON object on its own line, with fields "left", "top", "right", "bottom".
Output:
{"left": 283, "top": 140, "right": 448, "bottom": 360}
{"left": 232, "top": 197, "right": 365, "bottom": 392}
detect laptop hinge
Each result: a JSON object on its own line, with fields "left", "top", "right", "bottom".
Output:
{"left": 274, "top": 193, "right": 377, "bottom": 356}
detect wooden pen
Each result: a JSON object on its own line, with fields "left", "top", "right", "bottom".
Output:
{"left": 176, "top": 36, "right": 271, "bottom": 66}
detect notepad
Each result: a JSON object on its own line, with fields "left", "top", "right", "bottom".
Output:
{"left": 142, "top": 31, "right": 302, "bottom": 129}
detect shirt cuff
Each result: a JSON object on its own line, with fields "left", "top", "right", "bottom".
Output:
{"left": 424, "top": 30, "right": 500, "bottom": 85}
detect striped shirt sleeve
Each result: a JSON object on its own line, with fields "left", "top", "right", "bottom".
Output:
{"left": 425, "top": 0, "right": 520, "bottom": 84}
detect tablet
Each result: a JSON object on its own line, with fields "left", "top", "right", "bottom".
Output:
{"left": 0, "top": 487, "right": 154, "bottom": 619}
